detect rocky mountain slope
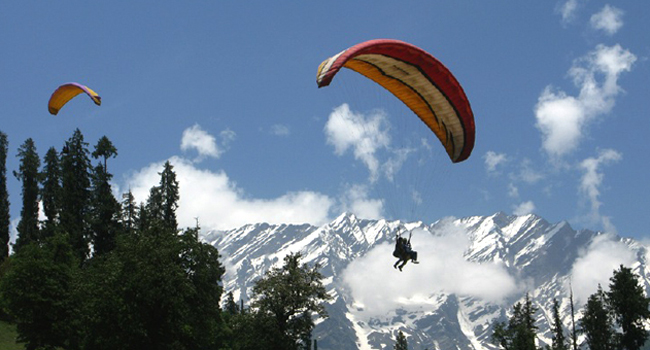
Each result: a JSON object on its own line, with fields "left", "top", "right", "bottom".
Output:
{"left": 204, "top": 212, "right": 650, "bottom": 350}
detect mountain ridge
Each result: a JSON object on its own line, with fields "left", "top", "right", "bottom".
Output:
{"left": 204, "top": 212, "right": 649, "bottom": 350}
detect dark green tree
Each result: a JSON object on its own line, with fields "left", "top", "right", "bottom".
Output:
{"left": 0, "top": 233, "right": 79, "bottom": 350}
{"left": 607, "top": 265, "right": 650, "bottom": 350}
{"left": 144, "top": 161, "right": 179, "bottom": 234}
{"left": 159, "top": 161, "right": 179, "bottom": 231}
{"left": 91, "top": 135, "right": 117, "bottom": 173}
{"left": 394, "top": 330, "right": 409, "bottom": 350}
{"left": 550, "top": 298, "right": 568, "bottom": 350}
{"left": 90, "top": 136, "right": 120, "bottom": 255}
{"left": 580, "top": 285, "right": 615, "bottom": 350}
{"left": 13, "top": 138, "right": 40, "bottom": 251}
{"left": 89, "top": 163, "right": 121, "bottom": 255}
{"left": 238, "top": 252, "right": 331, "bottom": 350}
{"left": 0, "top": 131, "right": 9, "bottom": 261}
{"left": 224, "top": 291, "right": 240, "bottom": 315}
{"left": 60, "top": 129, "right": 92, "bottom": 262}
{"left": 77, "top": 225, "right": 225, "bottom": 350}
{"left": 492, "top": 293, "right": 538, "bottom": 350}
{"left": 120, "top": 190, "right": 137, "bottom": 235}
{"left": 41, "top": 147, "right": 62, "bottom": 240}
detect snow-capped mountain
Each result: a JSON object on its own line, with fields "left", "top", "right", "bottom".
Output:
{"left": 203, "top": 212, "right": 650, "bottom": 350}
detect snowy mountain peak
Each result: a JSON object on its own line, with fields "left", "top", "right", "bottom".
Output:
{"left": 206, "top": 212, "right": 648, "bottom": 350}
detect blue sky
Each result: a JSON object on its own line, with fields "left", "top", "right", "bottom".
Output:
{"left": 1, "top": 1, "right": 649, "bottom": 240}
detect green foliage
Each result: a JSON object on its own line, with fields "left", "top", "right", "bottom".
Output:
{"left": 0, "top": 233, "right": 78, "bottom": 350}
{"left": 607, "top": 265, "right": 650, "bottom": 350}
{"left": 0, "top": 131, "right": 9, "bottom": 262}
{"left": 229, "top": 253, "right": 331, "bottom": 350}
{"left": 580, "top": 285, "right": 615, "bottom": 350}
{"left": 13, "top": 138, "right": 40, "bottom": 251}
{"left": 60, "top": 129, "right": 92, "bottom": 262}
{"left": 492, "top": 293, "right": 539, "bottom": 350}
{"left": 0, "top": 320, "right": 24, "bottom": 350}
{"left": 89, "top": 162, "right": 121, "bottom": 255}
{"left": 148, "top": 160, "right": 179, "bottom": 232}
{"left": 91, "top": 135, "right": 117, "bottom": 172}
{"left": 394, "top": 330, "right": 408, "bottom": 350}
{"left": 77, "top": 227, "right": 225, "bottom": 350}
{"left": 41, "top": 147, "right": 62, "bottom": 240}
{"left": 120, "top": 190, "right": 137, "bottom": 234}
{"left": 550, "top": 298, "right": 568, "bottom": 350}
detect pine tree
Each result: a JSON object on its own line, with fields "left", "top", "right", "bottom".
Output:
{"left": 60, "top": 129, "right": 92, "bottom": 262}
{"left": 569, "top": 283, "right": 578, "bottom": 350}
{"left": 90, "top": 163, "right": 121, "bottom": 255}
{"left": 492, "top": 293, "right": 539, "bottom": 350}
{"left": 550, "top": 298, "right": 568, "bottom": 350}
{"left": 159, "top": 161, "right": 179, "bottom": 231}
{"left": 0, "top": 131, "right": 9, "bottom": 261}
{"left": 120, "top": 190, "right": 137, "bottom": 234}
{"left": 13, "top": 138, "right": 41, "bottom": 251}
{"left": 580, "top": 285, "right": 615, "bottom": 350}
{"left": 607, "top": 265, "right": 650, "bottom": 350}
{"left": 224, "top": 291, "right": 240, "bottom": 315}
{"left": 394, "top": 330, "right": 409, "bottom": 350}
{"left": 90, "top": 136, "right": 121, "bottom": 255}
{"left": 91, "top": 135, "right": 117, "bottom": 173}
{"left": 41, "top": 147, "right": 62, "bottom": 240}
{"left": 145, "top": 161, "right": 179, "bottom": 233}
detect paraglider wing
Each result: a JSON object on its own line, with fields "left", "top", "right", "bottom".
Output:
{"left": 48, "top": 82, "right": 101, "bottom": 115}
{"left": 317, "top": 39, "right": 475, "bottom": 163}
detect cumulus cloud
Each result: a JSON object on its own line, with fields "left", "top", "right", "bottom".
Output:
{"left": 122, "top": 156, "right": 334, "bottom": 231}
{"left": 508, "top": 183, "right": 519, "bottom": 198}
{"left": 590, "top": 5, "right": 624, "bottom": 35}
{"left": 569, "top": 233, "right": 635, "bottom": 304}
{"left": 578, "top": 149, "right": 622, "bottom": 233}
{"left": 557, "top": 0, "right": 583, "bottom": 24}
{"left": 513, "top": 201, "right": 536, "bottom": 216}
{"left": 180, "top": 124, "right": 235, "bottom": 161}
{"left": 517, "top": 158, "right": 544, "bottom": 184}
{"left": 337, "top": 184, "right": 384, "bottom": 220}
{"left": 342, "top": 220, "right": 520, "bottom": 318}
{"left": 534, "top": 44, "right": 636, "bottom": 159}
{"left": 325, "top": 104, "right": 391, "bottom": 182}
{"left": 270, "top": 124, "right": 290, "bottom": 137}
{"left": 484, "top": 151, "right": 508, "bottom": 173}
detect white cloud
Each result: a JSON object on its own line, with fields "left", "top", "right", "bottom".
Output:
{"left": 342, "top": 220, "right": 520, "bottom": 319}
{"left": 513, "top": 201, "right": 535, "bottom": 216}
{"left": 578, "top": 149, "right": 622, "bottom": 233}
{"left": 569, "top": 233, "right": 635, "bottom": 304}
{"left": 517, "top": 158, "right": 544, "bottom": 184}
{"left": 123, "top": 157, "right": 334, "bottom": 231}
{"left": 508, "top": 183, "right": 519, "bottom": 198}
{"left": 270, "top": 124, "right": 290, "bottom": 137}
{"left": 557, "top": 0, "right": 583, "bottom": 24}
{"left": 324, "top": 104, "right": 391, "bottom": 182}
{"left": 181, "top": 124, "right": 235, "bottom": 161}
{"left": 484, "top": 151, "right": 508, "bottom": 173}
{"left": 337, "top": 184, "right": 384, "bottom": 220}
{"left": 590, "top": 5, "right": 624, "bottom": 35}
{"left": 534, "top": 44, "right": 636, "bottom": 159}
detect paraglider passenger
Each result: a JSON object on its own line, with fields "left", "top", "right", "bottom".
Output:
{"left": 393, "top": 233, "right": 418, "bottom": 271}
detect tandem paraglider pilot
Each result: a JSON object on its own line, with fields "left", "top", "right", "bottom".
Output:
{"left": 393, "top": 230, "right": 418, "bottom": 271}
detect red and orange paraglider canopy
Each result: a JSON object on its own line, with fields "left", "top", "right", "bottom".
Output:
{"left": 317, "top": 39, "right": 475, "bottom": 163}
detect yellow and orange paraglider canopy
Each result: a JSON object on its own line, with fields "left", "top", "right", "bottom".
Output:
{"left": 48, "top": 82, "right": 101, "bottom": 115}
{"left": 317, "top": 39, "right": 475, "bottom": 163}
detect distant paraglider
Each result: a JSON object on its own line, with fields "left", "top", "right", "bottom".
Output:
{"left": 48, "top": 82, "right": 101, "bottom": 115}
{"left": 317, "top": 39, "right": 475, "bottom": 163}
